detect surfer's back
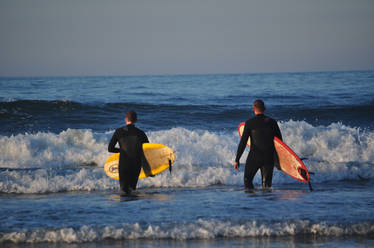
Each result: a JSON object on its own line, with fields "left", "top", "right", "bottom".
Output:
{"left": 245, "top": 114, "right": 282, "bottom": 152}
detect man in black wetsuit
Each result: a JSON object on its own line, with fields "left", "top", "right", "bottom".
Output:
{"left": 108, "top": 110, "right": 149, "bottom": 194}
{"left": 234, "top": 100, "right": 282, "bottom": 190}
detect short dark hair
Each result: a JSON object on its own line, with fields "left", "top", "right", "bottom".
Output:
{"left": 126, "top": 110, "right": 138, "bottom": 123}
{"left": 253, "top": 99, "right": 266, "bottom": 112}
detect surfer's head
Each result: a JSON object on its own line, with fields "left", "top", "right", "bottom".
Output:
{"left": 125, "top": 110, "right": 138, "bottom": 124}
{"left": 253, "top": 99, "right": 266, "bottom": 114}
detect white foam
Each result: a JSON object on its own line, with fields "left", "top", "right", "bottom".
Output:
{"left": 0, "top": 129, "right": 109, "bottom": 169}
{"left": 1, "top": 219, "right": 373, "bottom": 244}
{"left": 279, "top": 121, "right": 374, "bottom": 181}
{"left": 0, "top": 168, "right": 117, "bottom": 194}
{"left": 1, "top": 122, "right": 374, "bottom": 193}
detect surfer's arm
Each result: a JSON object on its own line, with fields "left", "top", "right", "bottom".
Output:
{"left": 139, "top": 131, "right": 152, "bottom": 176}
{"left": 141, "top": 132, "right": 149, "bottom": 144}
{"left": 273, "top": 121, "right": 282, "bottom": 141}
{"left": 108, "top": 130, "right": 120, "bottom": 153}
{"left": 235, "top": 123, "right": 250, "bottom": 163}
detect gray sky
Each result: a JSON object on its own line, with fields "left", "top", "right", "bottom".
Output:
{"left": 1, "top": 0, "right": 374, "bottom": 77}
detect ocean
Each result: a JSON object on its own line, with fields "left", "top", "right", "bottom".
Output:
{"left": 0, "top": 71, "right": 374, "bottom": 247}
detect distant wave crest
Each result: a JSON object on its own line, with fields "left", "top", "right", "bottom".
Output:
{"left": 1, "top": 219, "right": 373, "bottom": 244}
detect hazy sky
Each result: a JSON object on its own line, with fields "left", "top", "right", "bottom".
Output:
{"left": 1, "top": 0, "right": 374, "bottom": 77}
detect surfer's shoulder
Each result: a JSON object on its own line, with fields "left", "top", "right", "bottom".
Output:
{"left": 132, "top": 126, "right": 146, "bottom": 136}
{"left": 262, "top": 114, "right": 274, "bottom": 121}
{"left": 244, "top": 119, "right": 252, "bottom": 125}
{"left": 265, "top": 116, "right": 279, "bottom": 127}
{"left": 268, "top": 116, "right": 278, "bottom": 124}
{"left": 116, "top": 126, "right": 129, "bottom": 134}
{"left": 244, "top": 118, "right": 256, "bottom": 129}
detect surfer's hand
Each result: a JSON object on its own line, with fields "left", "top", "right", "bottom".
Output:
{"left": 234, "top": 162, "right": 240, "bottom": 171}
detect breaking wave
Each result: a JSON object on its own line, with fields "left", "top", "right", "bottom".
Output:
{"left": 1, "top": 219, "right": 373, "bottom": 244}
{"left": 1, "top": 121, "right": 374, "bottom": 194}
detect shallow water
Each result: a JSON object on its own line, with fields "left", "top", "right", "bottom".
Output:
{"left": 1, "top": 183, "right": 374, "bottom": 246}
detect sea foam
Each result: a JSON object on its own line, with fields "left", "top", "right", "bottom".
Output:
{"left": 0, "top": 121, "right": 373, "bottom": 193}
{"left": 1, "top": 219, "right": 373, "bottom": 244}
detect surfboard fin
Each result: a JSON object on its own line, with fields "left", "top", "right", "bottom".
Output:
{"left": 308, "top": 181, "right": 313, "bottom": 191}
{"left": 299, "top": 168, "right": 313, "bottom": 191}
{"left": 169, "top": 160, "right": 172, "bottom": 174}
{"left": 299, "top": 168, "right": 309, "bottom": 181}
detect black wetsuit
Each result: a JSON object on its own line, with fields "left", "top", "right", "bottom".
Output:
{"left": 108, "top": 124, "right": 149, "bottom": 194}
{"left": 235, "top": 114, "right": 282, "bottom": 189}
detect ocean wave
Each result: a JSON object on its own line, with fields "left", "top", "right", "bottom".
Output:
{"left": 0, "top": 99, "right": 232, "bottom": 112}
{"left": 1, "top": 99, "right": 374, "bottom": 135}
{"left": 0, "top": 121, "right": 374, "bottom": 193}
{"left": 0, "top": 99, "right": 247, "bottom": 134}
{"left": 273, "top": 102, "right": 374, "bottom": 129}
{"left": 2, "top": 99, "right": 373, "bottom": 116}
{"left": 0, "top": 100, "right": 247, "bottom": 123}
{"left": 1, "top": 219, "right": 373, "bottom": 244}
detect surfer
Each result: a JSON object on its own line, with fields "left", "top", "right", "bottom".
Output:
{"left": 235, "top": 100, "right": 282, "bottom": 190}
{"left": 108, "top": 110, "right": 149, "bottom": 194}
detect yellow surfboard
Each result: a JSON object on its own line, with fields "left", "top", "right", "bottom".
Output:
{"left": 104, "top": 143, "right": 175, "bottom": 180}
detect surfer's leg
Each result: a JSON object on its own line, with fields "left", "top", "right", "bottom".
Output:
{"left": 123, "top": 160, "right": 141, "bottom": 193}
{"left": 260, "top": 150, "right": 275, "bottom": 189}
{"left": 244, "top": 152, "right": 260, "bottom": 190}
{"left": 129, "top": 170, "right": 140, "bottom": 191}
{"left": 119, "top": 160, "right": 133, "bottom": 194}
{"left": 260, "top": 165, "right": 274, "bottom": 189}
{"left": 119, "top": 175, "right": 132, "bottom": 194}
{"left": 118, "top": 164, "right": 126, "bottom": 192}
{"left": 119, "top": 180, "right": 132, "bottom": 195}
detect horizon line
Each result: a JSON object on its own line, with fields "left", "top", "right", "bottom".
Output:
{"left": 0, "top": 69, "right": 373, "bottom": 79}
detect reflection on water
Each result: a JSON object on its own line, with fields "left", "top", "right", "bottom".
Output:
{"left": 108, "top": 190, "right": 173, "bottom": 202}
{"left": 245, "top": 188, "right": 309, "bottom": 201}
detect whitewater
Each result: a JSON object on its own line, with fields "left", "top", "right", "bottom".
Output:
{"left": 1, "top": 121, "right": 374, "bottom": 194}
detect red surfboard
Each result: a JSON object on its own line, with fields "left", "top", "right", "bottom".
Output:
{"left": 238, "top": 122, "right": 310, "bottom": 182}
